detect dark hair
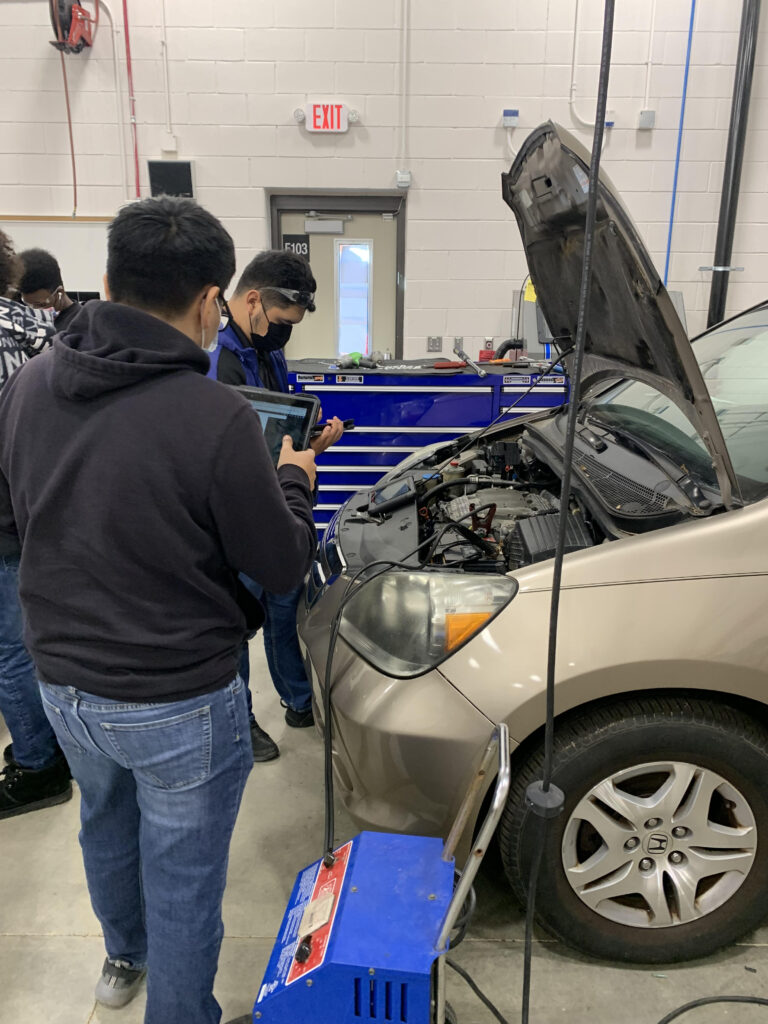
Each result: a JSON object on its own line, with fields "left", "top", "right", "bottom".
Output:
{"left": 19, "top": 248, "right": 63, "bottom": 294}
{"left": 0, "top": 229, "right": 21, "bottom": 298}
{"left": 235, "top": 250, "right": 317, "bottom": 312}
{"left": 107, "top": 196, "right": 236, "bottom": 317}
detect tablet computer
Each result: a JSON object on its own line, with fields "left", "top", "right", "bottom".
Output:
{"left": 232, "top": 386, "right": 320, "bottom": 465}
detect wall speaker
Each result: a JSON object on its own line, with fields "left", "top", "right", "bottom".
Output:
{"left": 147, "top": 160, "right": 194, "bottom": 198}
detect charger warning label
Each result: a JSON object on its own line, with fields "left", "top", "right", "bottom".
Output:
{"left": 285, "top": 840, "right": 352, "bottom": 984}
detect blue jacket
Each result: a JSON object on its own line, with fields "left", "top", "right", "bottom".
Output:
{"left": 207, "top": 322, "right": 289, "bottom": 393}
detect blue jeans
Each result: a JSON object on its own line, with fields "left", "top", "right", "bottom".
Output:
{"left": 39, "top": 677, "right": 252, "bottom": 1024}
{"left": 239, "top": 580, "right": 311, "bottom": 714}
{"left": 0, "top": 555, "right": 59, "bottom": 769}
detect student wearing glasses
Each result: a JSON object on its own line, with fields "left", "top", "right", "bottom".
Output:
{"left": 208, "top": 251, "right": 343, "bottom": 761}
{"left": 19, "top": 248, "right": 82, "bottom": 331}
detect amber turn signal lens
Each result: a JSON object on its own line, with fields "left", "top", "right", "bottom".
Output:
{"left": 445, "top": 611, "right": 492, "bottom": 652}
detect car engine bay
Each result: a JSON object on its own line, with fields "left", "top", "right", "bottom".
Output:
{"left": 406, "top": 435, "right": 601, "bottom": 573}
{"left": 329, "top": 408, "right": 707, "bottom": 581}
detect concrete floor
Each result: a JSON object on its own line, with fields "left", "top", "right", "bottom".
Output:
{"left": 2, "top": 643, "right": 768, "bottom": 1023}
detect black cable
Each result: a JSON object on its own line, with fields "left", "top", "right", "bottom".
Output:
{"left": 448, "top": 871, "right": 477, "bottom": 949}
{"left": 541, "top": 2, "right": 613, "bottom": 792}
{"left": 520, "top": 822, "right": 544, "bottom": 1024}
{"left": 446, "top": 959, "right": 511, "bottom": 1024}
{"left": 519, "top": 3, "right": 615, "bottom": 1023}
{"left": 657, "top": 996, "right": 768, "bottom": 1023}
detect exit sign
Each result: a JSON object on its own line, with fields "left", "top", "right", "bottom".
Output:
{"left": 304, "top": 102, "right": 349, "bottom": 133}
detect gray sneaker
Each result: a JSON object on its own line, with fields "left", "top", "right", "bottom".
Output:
{"left": 94, "top": 957, "right": 146, "bottom": 1008}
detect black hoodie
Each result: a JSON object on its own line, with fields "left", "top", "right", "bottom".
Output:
{"left": 0, "top": 301, "right": 316, "bottom": 702}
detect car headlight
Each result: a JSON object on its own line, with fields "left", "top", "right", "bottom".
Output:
{"left": 338, "top": 571, "right": 518, "bottom": 678}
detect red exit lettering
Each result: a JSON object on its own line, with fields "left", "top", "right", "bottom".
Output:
{"left": 307, "top": 103, "right": 348, "bottom": 132}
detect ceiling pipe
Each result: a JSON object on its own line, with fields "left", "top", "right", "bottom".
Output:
{"left": 706, "top": 0, "right": 762, "bottom": 328}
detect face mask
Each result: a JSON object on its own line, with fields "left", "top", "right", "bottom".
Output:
{"left": 249, "top": 303, "right": 293, "bottom": 352}
{"left": 201, "top": 308, "right": 219, "bottom": 353}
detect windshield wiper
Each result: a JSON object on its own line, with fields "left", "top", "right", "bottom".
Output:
{"left": 584, "top": 413, "right": 714, "bottom": 512}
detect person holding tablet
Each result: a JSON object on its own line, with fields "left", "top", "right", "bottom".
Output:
{"left": 0, "top": 197, "right": 317, "bottom": 1022}
{"left": 208, "top": 250, "right": 343, "bottom": 761}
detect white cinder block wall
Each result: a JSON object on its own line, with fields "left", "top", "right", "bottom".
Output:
{"left": 0, "top": 0, "right": 766, "bottom": 352}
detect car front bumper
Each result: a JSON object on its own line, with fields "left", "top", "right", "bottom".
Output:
{"left": 298, "top": 568, "right": 499, "bottom": 840}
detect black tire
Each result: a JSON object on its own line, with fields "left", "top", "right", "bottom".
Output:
{"left": 499, "top": 696, "right": 768, "bottom": 963}
{"left": 444, "top": 1001, "right": 458, "bottom": 1024}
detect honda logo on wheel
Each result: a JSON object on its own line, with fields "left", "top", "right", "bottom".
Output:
{"left": 647, "top": 834, "right": 669, "bottom": 854}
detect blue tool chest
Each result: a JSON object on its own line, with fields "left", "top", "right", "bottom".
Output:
{"left": 287, "top": 360, "right": 568, "bottom": 532}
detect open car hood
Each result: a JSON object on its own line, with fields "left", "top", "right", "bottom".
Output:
{"left": 501, "top": 121, "right": 738, "bottom": 507}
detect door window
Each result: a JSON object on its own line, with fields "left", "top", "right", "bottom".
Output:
{"left": 335, "top": 240, "right": 372, "bottom": 356}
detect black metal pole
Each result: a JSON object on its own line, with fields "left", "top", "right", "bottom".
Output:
{"left": 706, "top": 0, "right": 762, "bottom": 328}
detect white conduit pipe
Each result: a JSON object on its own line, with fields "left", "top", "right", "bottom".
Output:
{"left": 643, "top": 0, "right": 658, "bottom": 109}
{"left": 569, "top": 0, "right": 596, "bottom": 128}
{"left": 100, "top": 0, "right": 130, "bottom": 201}
{"left": 160, "top": 0, "right": 174, "bottom": 136}
{"left": 397, "top": 0, "right": 410, "bottom": 167}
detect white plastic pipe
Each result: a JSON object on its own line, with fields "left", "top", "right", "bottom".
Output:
{"left": 569, "top": 0, "right": 596, "bottom": 128}
{"left": 100, "top": 0, "right": 130, "bottom": 200}
{"left": 160, "top": 0, "right": 174, "bottom": 135}
{"left": 643, "top": 0, "right": 658, "bottom": 109}
{"left": 397, "top": 0, "right": 410, "bottom": 166}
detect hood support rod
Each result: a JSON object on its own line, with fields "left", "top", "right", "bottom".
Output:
{"left": 706, "top": 0, "right": 762, "bottom": 328}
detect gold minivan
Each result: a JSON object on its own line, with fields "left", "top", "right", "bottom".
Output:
{"left": 298, "top": 123, "right": 768, "bottom": 964}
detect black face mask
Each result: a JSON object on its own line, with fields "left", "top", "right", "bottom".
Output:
{"left": 249, "top": 304, "right": 293, "bottom": 352}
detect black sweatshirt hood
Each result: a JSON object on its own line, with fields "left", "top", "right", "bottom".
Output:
{"left": 49, "top": 300, "right": 209, "bottom": 401}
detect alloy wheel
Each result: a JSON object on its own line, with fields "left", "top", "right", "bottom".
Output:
{"left": 561, "top": 761, "right": 757, "bottom": 928}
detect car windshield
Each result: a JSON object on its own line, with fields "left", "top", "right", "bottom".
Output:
{"left": 588, "top": 305, "right": 768, "bottom": 503}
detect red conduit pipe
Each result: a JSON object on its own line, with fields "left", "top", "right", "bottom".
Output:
{"left": 121, "top": 0, "right": 140, "bottom": 198}
{"left": 51, "top": 5, "right": 77, "bottom": 216}
{"left": 58, "top": 50, "right": 78, "bottom": 216}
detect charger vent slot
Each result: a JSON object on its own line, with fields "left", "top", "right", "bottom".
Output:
{"left": 353, "top": 977, "right": 408, "bottom": 1021}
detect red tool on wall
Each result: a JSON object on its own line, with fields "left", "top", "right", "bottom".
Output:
{"left": 49, "top": 1, "right": 99, "bottom": 54}
{"left": 48, "top": 1, "right": 100, "bottom": 216}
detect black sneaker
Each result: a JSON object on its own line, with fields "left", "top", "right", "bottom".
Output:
{"left": 3, "top": 743, "right": 71, "bottom": 778}
{"left": 250, "top": 720, "right": 279, "bottom": 762}
{"left": 0, "top": 758, "right": 72, "bottom": 820}
{"left": 94, "top": 957, "right": 146, "bottom": 1008}
{"left": 285, "top": 705, "right": 314, "bottom": 729}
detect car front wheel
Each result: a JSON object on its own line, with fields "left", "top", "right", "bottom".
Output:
{"left": 499, "top": 697, "right": 768, "bottom": 963}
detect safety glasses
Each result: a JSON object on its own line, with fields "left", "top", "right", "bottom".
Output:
{"left": 270, "top": 286, "right": 315, "bottom": 308}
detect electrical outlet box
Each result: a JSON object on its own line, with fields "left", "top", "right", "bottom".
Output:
{"left": 427, "top": 336, "right": 442, "bottom": 353}
{"left": 637, "top": 109, "right": 656, "bottom": 130}
{"left": 395, "top": 169, "right": 412, "bottom": 189}
{"left": 502, "top": 108, "right": 519, "bottom": 128}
